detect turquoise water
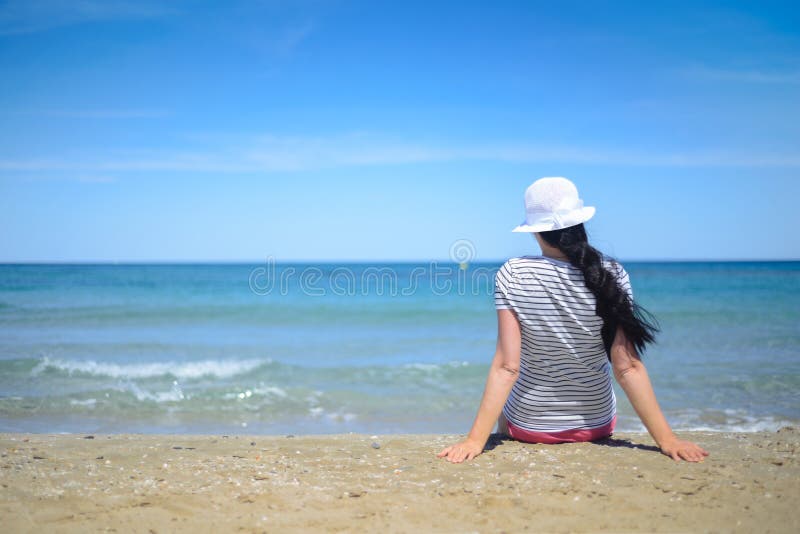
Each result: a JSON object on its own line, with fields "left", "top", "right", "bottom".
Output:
{"left": 0, "top": 261, "right": 798, "bottom": 435}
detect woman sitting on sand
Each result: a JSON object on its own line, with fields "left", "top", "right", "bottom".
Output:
{"left": 438, "top": 177, "right": 709, "bottom": 463}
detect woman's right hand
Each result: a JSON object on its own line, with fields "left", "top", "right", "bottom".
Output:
{"left": 659, "top": 437, "right": 709, "bottom": 462}
{"left": 436, "top": 438, "right": 485, "bottom": 463}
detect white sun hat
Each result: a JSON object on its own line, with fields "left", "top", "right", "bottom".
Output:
{"left": 511, "top": 177, "right": 596, "bottom": 233}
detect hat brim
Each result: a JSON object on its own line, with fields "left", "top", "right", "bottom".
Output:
{"left": 511, "top": 206, "right": 596, "bottom": 233}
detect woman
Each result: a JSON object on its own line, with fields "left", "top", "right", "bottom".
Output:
{"left": 438, "top": 177, "right": 708, "bottom": 463}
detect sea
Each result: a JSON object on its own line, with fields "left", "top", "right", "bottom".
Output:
{"left": 0, "top": 261, "right": 798, "bottom": 435}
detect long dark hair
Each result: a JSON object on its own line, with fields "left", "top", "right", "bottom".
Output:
{"left": 539, "top": 224, "right": 659, "bottom": 358}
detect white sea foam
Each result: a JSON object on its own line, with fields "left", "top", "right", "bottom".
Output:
{"left": 324, "top": 410, "right": 357, "bottom": 422}
{"left": 69, "top": 398, "right": 97, "bottom": 407}
{"left": 254, "top": 385, "right": 288, "bottom": 398}
{"left": 306, "top": 403, "right": 355, "bottom": 423}
{"left": 404, "top": 363, "right": 440, "bottom": 371}
{"left": 676, "top": 410, "right": 797, "bottom": 433}
{"left": 32, "top": 356, "right": 268, "bottom": 380}
{"left": 402, "top": 361, "right": 471, "bottom": 372}
{"left": 616, "top": 409, "right": 796, "bottom": 433}
{"left": 222, "top": 385, "right": 288, "bottom": 401}
{"left": 114, "top": 381, "right": 185, "bottom": 403}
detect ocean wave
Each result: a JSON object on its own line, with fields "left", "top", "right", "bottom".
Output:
{"left": 402, "top": 361, "right": 471, "bottom": 371}
{"left": 316, "top": 410, "right": 357, "bottom": 422}
{"left": 31, "top": 356, "right": 269, "bottom": 380}
{"left": 69, "top": 398, "right": 97, "bottom": 407}
{"left": 115, "top": 381, "right": 185, "bottom": 402}
{"left": 671, "top": 409, "right": 798, "bottom": 433}
{"left": 221, "top": 385, "right": 289, "bottom": 400}
{"left": 616, "top": 408, "right": 797, "bottom": 433}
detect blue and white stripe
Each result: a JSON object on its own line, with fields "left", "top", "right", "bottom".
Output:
{"left": 495, "top": 255, "right": 632, "bottom": 432}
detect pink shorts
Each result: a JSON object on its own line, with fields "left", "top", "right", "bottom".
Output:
{"left": 506, "top": 415, "right": 616, "bottom": 444}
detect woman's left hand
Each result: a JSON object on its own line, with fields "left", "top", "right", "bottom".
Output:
{"left": 659, "top": 437, "right": 709, "bottom": 462}
{"left": 437, "top": 439, "right": 485, "bottom": 463}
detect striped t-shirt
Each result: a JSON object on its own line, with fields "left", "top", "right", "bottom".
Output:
{"left": 494, "top": 255, "right": 632, "bottom": 432}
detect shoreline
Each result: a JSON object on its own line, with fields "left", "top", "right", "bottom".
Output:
{"left": 2, "top": 429, "right": 797, "bottom": 532}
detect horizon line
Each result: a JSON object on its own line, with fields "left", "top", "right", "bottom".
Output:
{"left": 1, "top": 258, "right": 799, "bottom": 265}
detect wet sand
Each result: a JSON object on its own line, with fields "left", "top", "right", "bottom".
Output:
{"left": 1, "top": 428, "right": 798, "bottom": 533}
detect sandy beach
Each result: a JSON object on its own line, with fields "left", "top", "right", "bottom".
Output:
{"left": 1, "top": 428, "right": 797, "bottom": 533}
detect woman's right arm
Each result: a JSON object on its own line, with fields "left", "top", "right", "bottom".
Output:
{"left": 437, "top": 308, "right": 521, "bottom": 463}
{"left": 610, "top": 326, "right": 709, "bottom": 462}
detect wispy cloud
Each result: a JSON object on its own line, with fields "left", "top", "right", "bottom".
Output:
{"left": 234, "top": 19, "right": 317, "bottom": 60}
{"left": 276, "top": 21, "right": 315, "bottom": 55}
{"left": 680, "top": 64, "right": 800, "bottom": 84}
{"left": 1, "top": 133, "right": 799, "bottom": 173}
{"left": 0, "top": 0, "right": 174, "bottom": 35}
{"left": 75, "top": 175, "right": 116, "bottom": 183}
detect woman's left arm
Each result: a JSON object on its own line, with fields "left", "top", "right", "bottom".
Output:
{"left": 437, "top": 309, "right": 521, "bottom": 463}
{"left": 611, "top": 326, "right": 709, "bottom": 462}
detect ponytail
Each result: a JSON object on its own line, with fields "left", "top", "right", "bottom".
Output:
{"left": 539, "top": 224, "right": 659, "bottom": 357}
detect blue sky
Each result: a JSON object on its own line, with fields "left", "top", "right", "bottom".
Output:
{"left": 0, "top": 0, "right": 798, "bottom": 262}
